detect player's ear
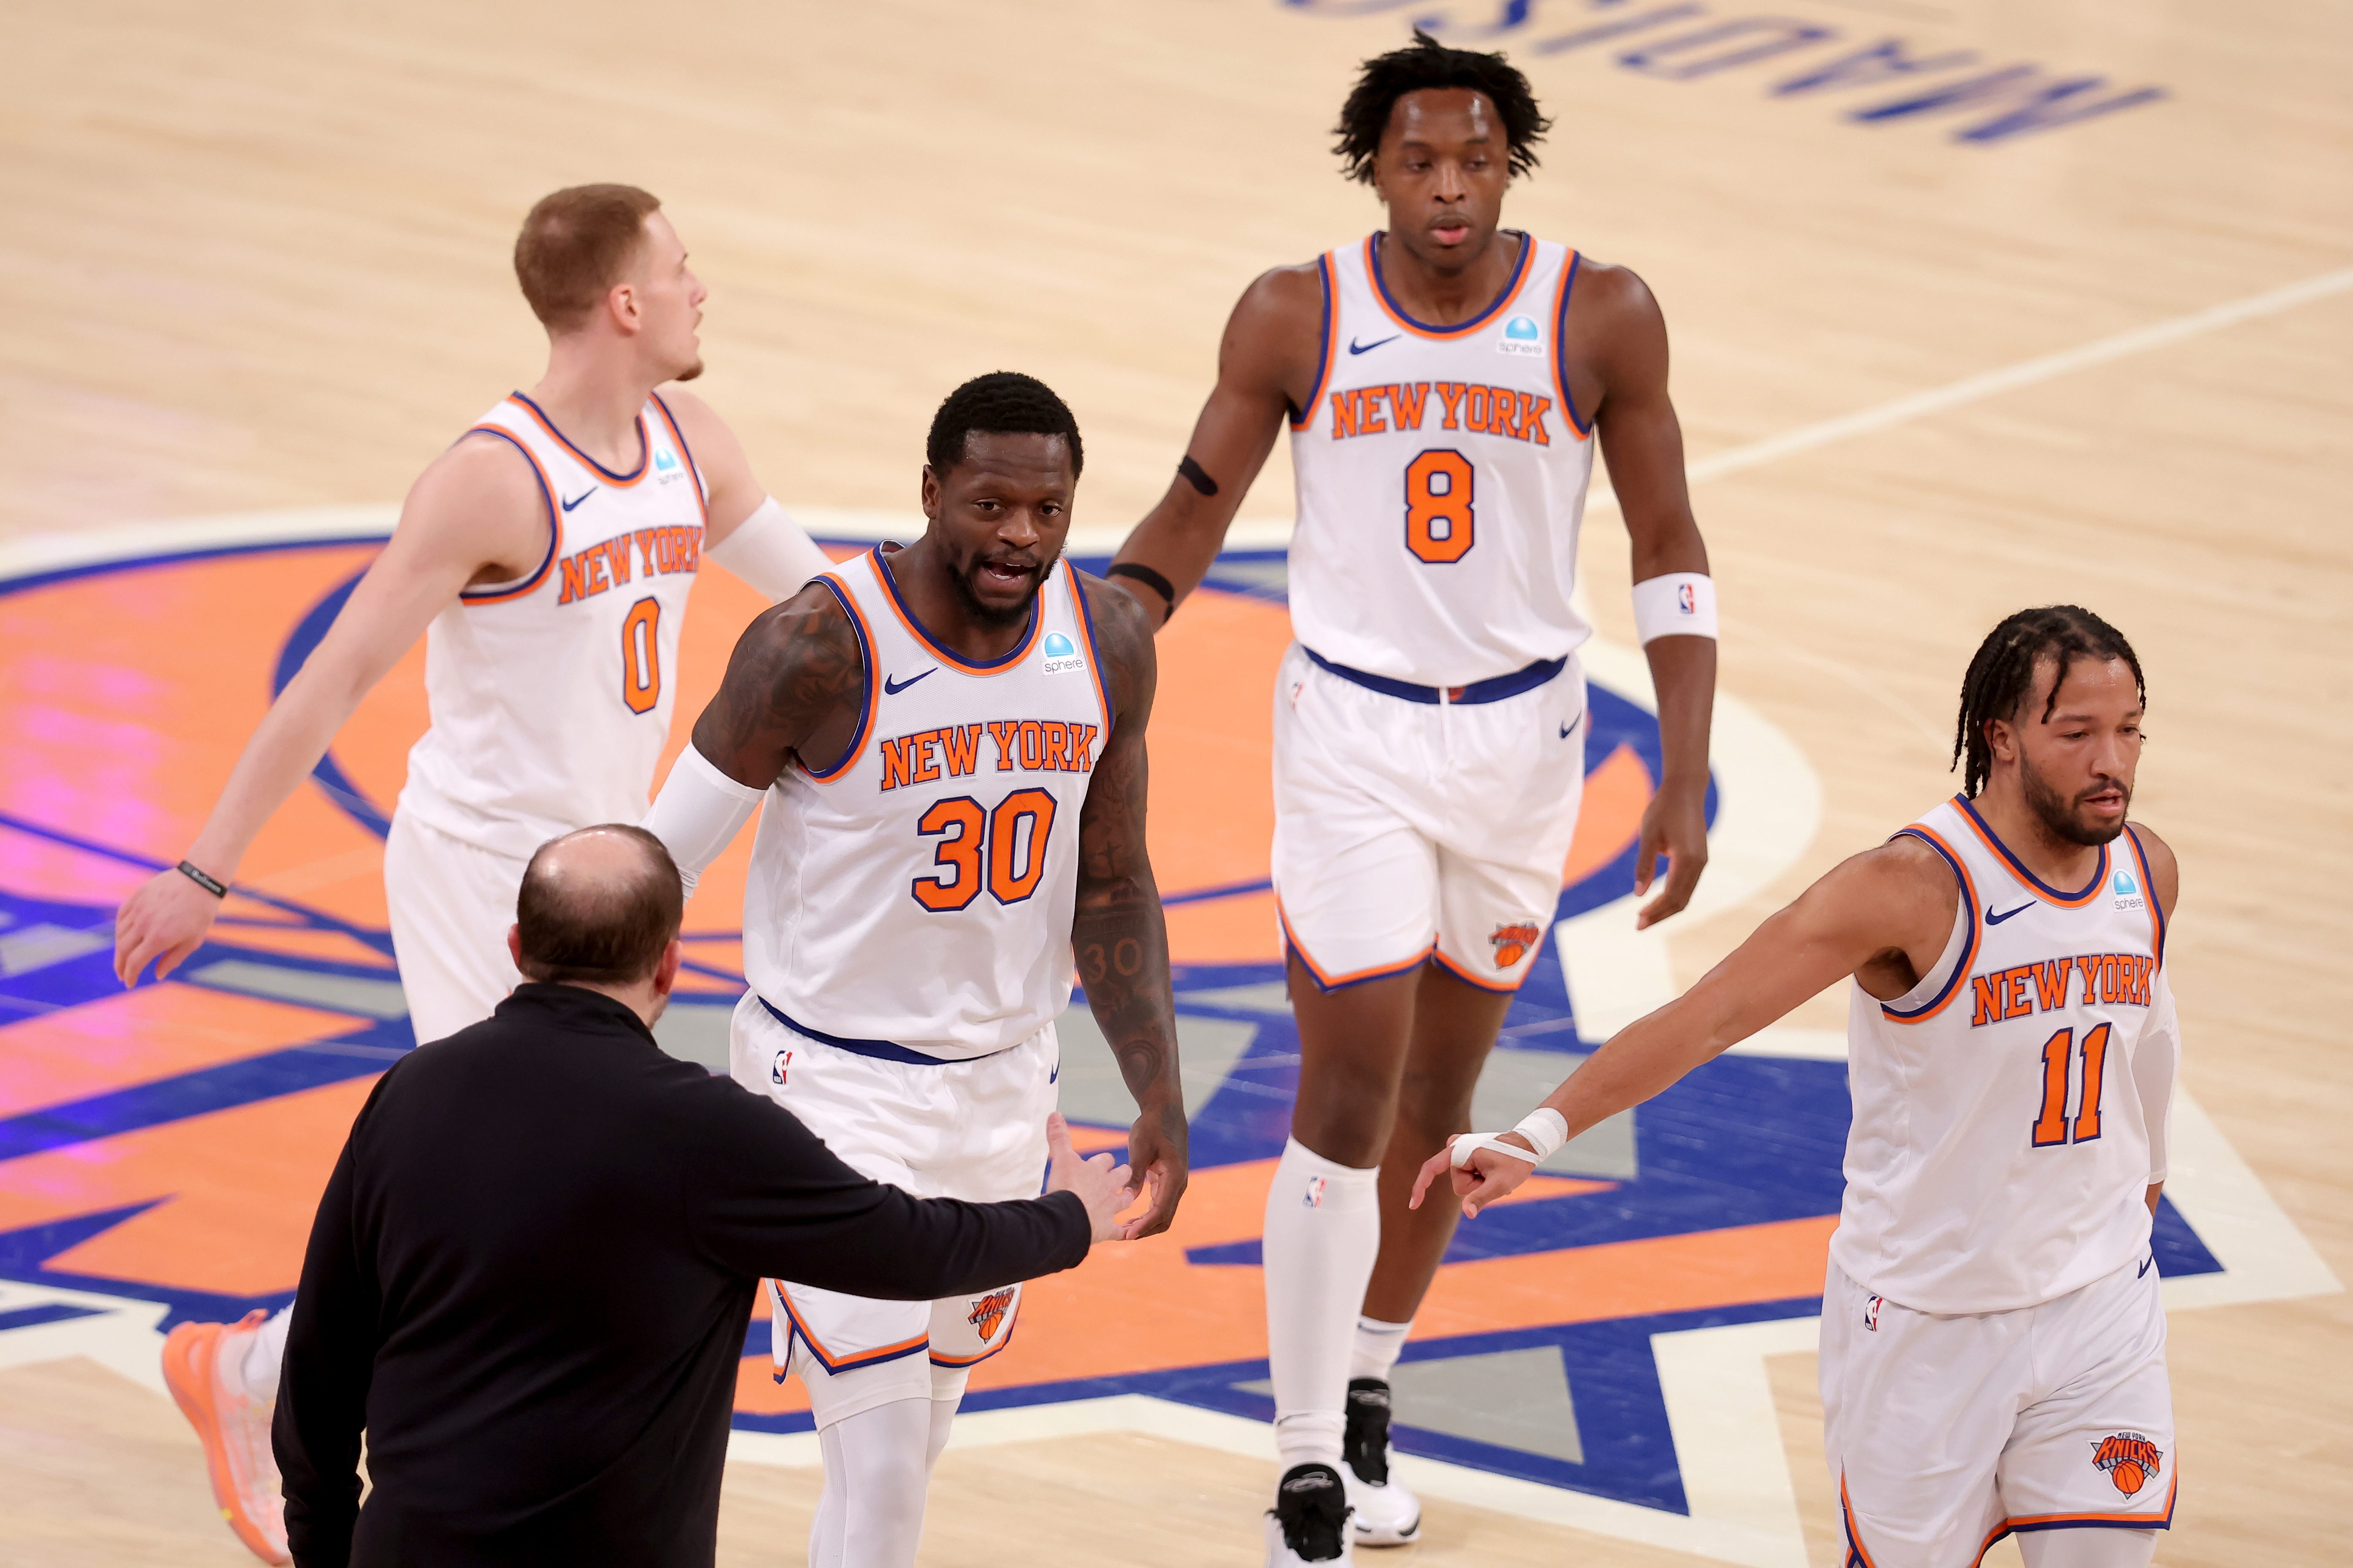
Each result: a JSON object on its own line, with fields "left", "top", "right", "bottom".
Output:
{"left": 919, "top": 464, "right": 941, "bottom": 522}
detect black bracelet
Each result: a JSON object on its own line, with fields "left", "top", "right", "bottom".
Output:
{"left": 1106, "top": 561, "right": 1176, "bottom": 614}
{"left": 177, "top": 860, "right": 228, "bottom": 899}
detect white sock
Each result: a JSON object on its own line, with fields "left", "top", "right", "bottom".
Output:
{"left": 1263, "top": 1136, "right": 1380, "bottom": 1472}
{"left": 2016, "top": 1528, "right": 2158, "bottom": 1568}
{"left": 1349, "top": 1316, "right": 1413, "bottom": 1384}
{"left": 810, "top": 1397, "right": 935, "bottom": 1568}
{"left": 239, "top": 1306, "right": 293, "bottom": 1402}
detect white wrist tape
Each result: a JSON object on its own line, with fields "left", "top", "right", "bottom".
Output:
{"left": 1448, "top": 1108, "right": 1569, "bottom": 1169}
{"left": 1631, "top": 572, "right": 1717, "bottom": 644}
{"left": 640, "top": 746, "right": 765, "bottom": 898}
{"left": 706, "top": 496, "right": 834, "bottom": 603}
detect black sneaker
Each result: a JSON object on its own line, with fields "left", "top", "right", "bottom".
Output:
{"left": 1263, "top": 1461, "right": 1353, "bottom": 1564}
{"left": 1342, "top": 1379, "right": 1421, "bottom": 1545}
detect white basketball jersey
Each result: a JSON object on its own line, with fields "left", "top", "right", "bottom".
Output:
{"left": 1833, "top": 796, "right": 2170, "bottom": 1314}
{"left": 397, "top": 392, "right": 707, "bottom": 863}
{"left": 741, "top": 549, "right": 1113, "bottom": 1059}
{"left": 1286, "top": 233, "right": 1597, "bottom": 686}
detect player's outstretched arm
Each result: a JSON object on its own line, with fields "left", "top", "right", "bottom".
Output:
{"left": 1413, "top": 837, "right": 1958, "bottom": 1215}
{"left": 642, "top": 582, "right": 864, "bottom": 890}
{"left": 1107, "top": 264, "right": 1323, "bottom": 627}
{"left": 1579, "top": 263, "right": 1716, "bottom": 930}
{"left": 112, "top": 437, "right": 548, "bottom": 987}
{"left": 661, "top": 388, "right": 832, "bottom": 602}
{"left": 1072, "top": 574, "right": 1189, "bottom": 1239}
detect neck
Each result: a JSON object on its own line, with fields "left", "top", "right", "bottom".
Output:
{"left": 527, "top": 336, "right": 659, "bottom": 469}
{"left": 1378, "top": 226, "right": 1519, "bottom": 326}
{"left": 884, "top": 536, "right": 1035, "bottom": 663}
{"left": 553, "top": 977, "right": 666, "bottom": 1029}
{"left": 1972, "top": 776, "right": 2104, "bottom": 887}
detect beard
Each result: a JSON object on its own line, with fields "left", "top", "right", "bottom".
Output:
{"left": 947, "top": 553, "right": 1049, "bottom": 629}
{"left": 2019, "top": 750, "right": 2129, "bottom": 846}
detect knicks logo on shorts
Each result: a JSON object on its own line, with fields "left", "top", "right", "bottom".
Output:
{"left": 967, "top": 1289, "right": 1015, "bottom": 1342}
{"left": 2091, "top": 1432, "right": 2163, "bottom": 1497}
{"left": 1490, "top": 922, "right": 1542, "bottom": 968}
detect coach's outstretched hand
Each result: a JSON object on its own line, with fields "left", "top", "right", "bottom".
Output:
{"left": 1408, "top": 1131, "right": 1540, "bottom": 1219}
{"left": 1045, "top": 1113, "right": 1139, "bottom": 1244}
{"left": 114, "top": 867, "right": 224, "bottom": 987}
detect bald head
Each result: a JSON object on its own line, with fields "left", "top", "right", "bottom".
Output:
{"left": 515, "top": 825, "right": 684, "bottom": 987}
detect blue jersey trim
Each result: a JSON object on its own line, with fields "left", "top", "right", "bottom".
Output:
{"left": 1956, "top": 795, "right": 2108, "bottom": 904}
{"left": 510, "top": 391, "right": 650, "bottom": 482}
{"left": 874, "top": 547, "right": 1041, "bottom": 671}
{"left": 1554, "top": 250, "right": 1592, "bottom": 437}
{"left": 1369, "top": 228, "right": 1531, "bottom": 337}
{"left": 1301, "top": 646, "right": 1568, "bottom": 706}
{"left": 1289, "top": 254, "right": 1336, "bottom": 431}
{"left": 2123, "top": 823, "right": 2166, "bottom": 961}
{"left": 648, "top": 390, "right": 704, "bottom": 496}
{"left": 759, "top": 996, "right": 1012, "bottom": 1066}
{"left": 1880, "top": 828, "right": 1976, "bottom": 1021}
{"left": 799, "top": 576, "right": 872, "bottom": 780}
{"left": 454, "top": 426, "right": 560, "bottom": 602}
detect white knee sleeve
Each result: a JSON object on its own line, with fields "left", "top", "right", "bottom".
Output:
{"left": 1263, "top": 1137, "right": 1380, "bottom": 1470}
{"left": 812, "top": 1397, "right": 936, "bottom": 1568}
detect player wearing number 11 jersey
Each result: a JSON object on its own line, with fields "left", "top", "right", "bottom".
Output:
{"left": 1429, "top": 607, "right": 2182, "bottom": 1568}
{"left": 1107, "top": 31, "right": 1715, "bottom": 1563}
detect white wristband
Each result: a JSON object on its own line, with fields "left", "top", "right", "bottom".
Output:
{"left": 1631, "top": 572, "right": 1717, "bottom": 644}
{"left": 1448, "top": 1108, "right": 1568, "bottom": 1169}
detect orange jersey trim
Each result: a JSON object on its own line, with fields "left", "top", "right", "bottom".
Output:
{"left": 928, "top": 1303, "right": 1022, "bottom": 1368}
{"left": 1954, "top": 794, "right": 2108, "bottom": 908}
{"left": 798, "top": 572, "right": 879, "bottom": 783}
{"left": 775, "top": 1288, "right": 929, "bottom": 1374}
{"left": 456, "top": 425, "right": 562, "bottom": 606}
{"left": 1289, "top": 252, "right": 1339, "bottom": 431}
{"left": 1430, "top": 945, "right": 1528, "bottom": 995}
{"left": 1362, "top": 230, "right": 1535, "bottom": 341}
{"left": 1068, "top": 568, "right": 1115, "bottom": 735}
{"left": 1838, "top": 1473, "right": 1883, "bottom": 1568}
{"left": 2122, "top": 824, "right": 2165, "bottom": 966}
{"left": 1279, "top": 898, "right": 1431, "bottom": 992}
{"left": 647, "top": 391, "right": 711, "bottom": 527}
{"left": 1880, "top": 824, "right": 1981, "bottom": 1024}
{"left": 870, "top": 546, "right": 1042, "bottom": 676}
{"left": 505, "top": 392, "right": 653, "bottom": 487}
{"left": 1549, "top": 249, "right": 1592, "bottom": 439}
{"left": 1970, "top": 1468, "right": 2177, "bottom": 1564}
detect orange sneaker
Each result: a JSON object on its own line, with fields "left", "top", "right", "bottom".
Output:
{"left": 161, "top": 1310, "right": 291, "bottom": 1565}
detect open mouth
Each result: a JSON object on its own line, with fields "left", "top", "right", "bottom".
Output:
{"left": 975, "top": 559, "right": 1037, "bottom": 593}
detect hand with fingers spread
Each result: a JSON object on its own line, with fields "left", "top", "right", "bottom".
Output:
{"left": 1044, "top": 1113, "right": 1138, "bottom": 1244}
{"left": 114, "top": 864, "right": 228, "bottom": 987}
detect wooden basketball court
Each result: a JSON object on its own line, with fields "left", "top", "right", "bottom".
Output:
{"left": 2, "top": 2, "right": 2348, "bottom": 1563}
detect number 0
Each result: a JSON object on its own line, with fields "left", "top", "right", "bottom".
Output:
{"left": 621, "top": 597, "right": 661, "bottom": 714}
{"left": 1404, "top": 450, "right": 1475, "bottom": 564}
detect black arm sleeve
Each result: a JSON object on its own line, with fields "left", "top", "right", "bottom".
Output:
{"left": 274, "top": 1091, "right": 386, "bottom": 1568}
{"left": 683, "top": 1080, "right": 1091, "bottom": 1295}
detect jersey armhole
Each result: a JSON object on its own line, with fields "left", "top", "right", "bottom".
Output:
{"left": 1551, "top": 250, "right": 1592, "bottom": 439}
{"left": 1878, "top": 826, "right": 1977, "bottom": 1023}
{"left": 454, "top": 426, "right": 562, "bottom": 605}
{"left": 648, "top": 392, "right": 712, "bottom": 526}
{"left": 1067, "top": 567, "right": 1116, "bottom": 737}
{"left": 1287, "top": 254, "right": 1337, "bottom": 432}
{"left": 797, "top": 575, "right": 876, "bottom": 782}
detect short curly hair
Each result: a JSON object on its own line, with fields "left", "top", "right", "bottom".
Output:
{"left": 925, "top": 372, "right": 1084, "bottom": 478}
{"left": 1332, "top": 29, "right": 1552, "bottom": 185}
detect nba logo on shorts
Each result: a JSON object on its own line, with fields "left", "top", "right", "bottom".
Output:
{"left": 1864, "top": 1294, "right": 1882, "bottom": 1332}
{"left": 1677, "top": 582, "right": 1697, "bottom": 616}
{"left": 772, "top": 1050, "right": 792, "bottom": 1086}
{"left": 1302, "top": 1175, "right": 1327, "bottom": 1209}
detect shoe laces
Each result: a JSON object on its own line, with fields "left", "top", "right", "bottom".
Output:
{"left": 1343, "top": 1378, "right": 1392, "bottom": 1486}
{"left": 1271, "top": 1462, "right": 1350, "bottom": 1562}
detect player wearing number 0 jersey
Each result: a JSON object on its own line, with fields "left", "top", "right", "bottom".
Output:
{"left": 114, "top": 184, "right": 831, "bottom": 1565}
{"left": 1430, "top": 607, "right": 2182, "bottom": 1568}
{"left": 1109, "top": 33, "right": 1716, "bottom": 1563}
{"left": 643, "top": 374, "right": 1187, "bottom": 1568}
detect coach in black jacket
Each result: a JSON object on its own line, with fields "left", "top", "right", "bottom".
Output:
{"left": 274, "top": 825, "right": 1130, "bottom": 1568}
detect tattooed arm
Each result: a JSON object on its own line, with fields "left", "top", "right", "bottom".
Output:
{"left": 1073, "top": 573, "right": 1188, "bottom": 1240}
{"left": 689, "top": 583, "right": 867, "bottom": 789}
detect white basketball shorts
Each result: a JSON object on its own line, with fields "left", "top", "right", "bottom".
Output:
{"left": 1270, "top": 642, "right": 1587, "bottom": 993}
{"left": 731, "top": 995, "right": 1059, "bottom": 1426}
{"left": 383, "top": 810, "right": 525, "bottom": 1046}
{"left": 1822, "top": 1253, "right": 2175, "bottom": 1567}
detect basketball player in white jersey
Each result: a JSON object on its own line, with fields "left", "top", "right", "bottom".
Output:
{"left": 1106, "top": 33, "right": 1716, "bottom": 1561}
{"left": 642, "top": 372, "right": 1187, "bottom": 1568}
{"left": 1425, "top": 606, "right": 2181, "bottom": 1568}
{"left": 108, "top": 184, "right": 831, "bottom": 1563}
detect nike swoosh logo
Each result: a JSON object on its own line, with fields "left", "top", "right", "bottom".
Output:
{"left": 1986, "top": 903, "right": 2035, "bottom": 925}
{"left": 882, "top": 669, "right": 937, "bottom": 695}
{"left": 1348, "top": 334, "right": 1401, "bottom": 355}
{"left": 561, "top": 488, "right": 595, "bottom": 512}
{"left": 2139, "top": 1256, "right": 2155, "bottom": 1278}
{"left": 1048, "top": 1062, "right": 1060, "bottom": 1085}
{"left": 1560, "top": 712, "right": 1584, "bottom": 740}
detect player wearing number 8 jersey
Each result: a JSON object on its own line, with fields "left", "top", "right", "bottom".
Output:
{"left": 1108, "top": 31, "right": 1715, "bottom": 1563}
{"left": 111, "top": 184, "right": 831, "bottom": 1564}
{"left": 643, "top": 373, "right": 1186, "bottom": 1568}
{"left": 1426, "top": 607, "right": 2183, "bottom": 1568}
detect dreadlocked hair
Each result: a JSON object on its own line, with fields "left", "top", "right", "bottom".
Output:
{"left": 926, "top": 371, "right": 1083, "bottom": 478}
{"left": 1332, "top": 29, "right": 1552, "bottom": 184}
{"left": 1952, "top": 606, "right": 2145, "bottom": 798}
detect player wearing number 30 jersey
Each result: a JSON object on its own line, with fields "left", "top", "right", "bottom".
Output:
{"left": 1431, "top": 607, "right": 2182, "bottom": 1568}
{"left": 1109, "top": 32, "right": 1716, "bottom": 1564}
{"left": 643, "top": 374, "right": 1187, "bottom": 1568}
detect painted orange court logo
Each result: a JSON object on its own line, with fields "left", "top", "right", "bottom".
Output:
{"left": 967, "top": 1289, "right": 1015, "bottom": 1343}
{"left": 2092, "top": 1432, "right": 2163, "bottom": 1497}
{"left": 1489, "top": 922, "right": 1543, "bottom": 968}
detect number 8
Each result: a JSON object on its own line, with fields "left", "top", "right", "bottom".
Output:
{"left": 1404, "top": 449, "right": 1475, "bottom": 564}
